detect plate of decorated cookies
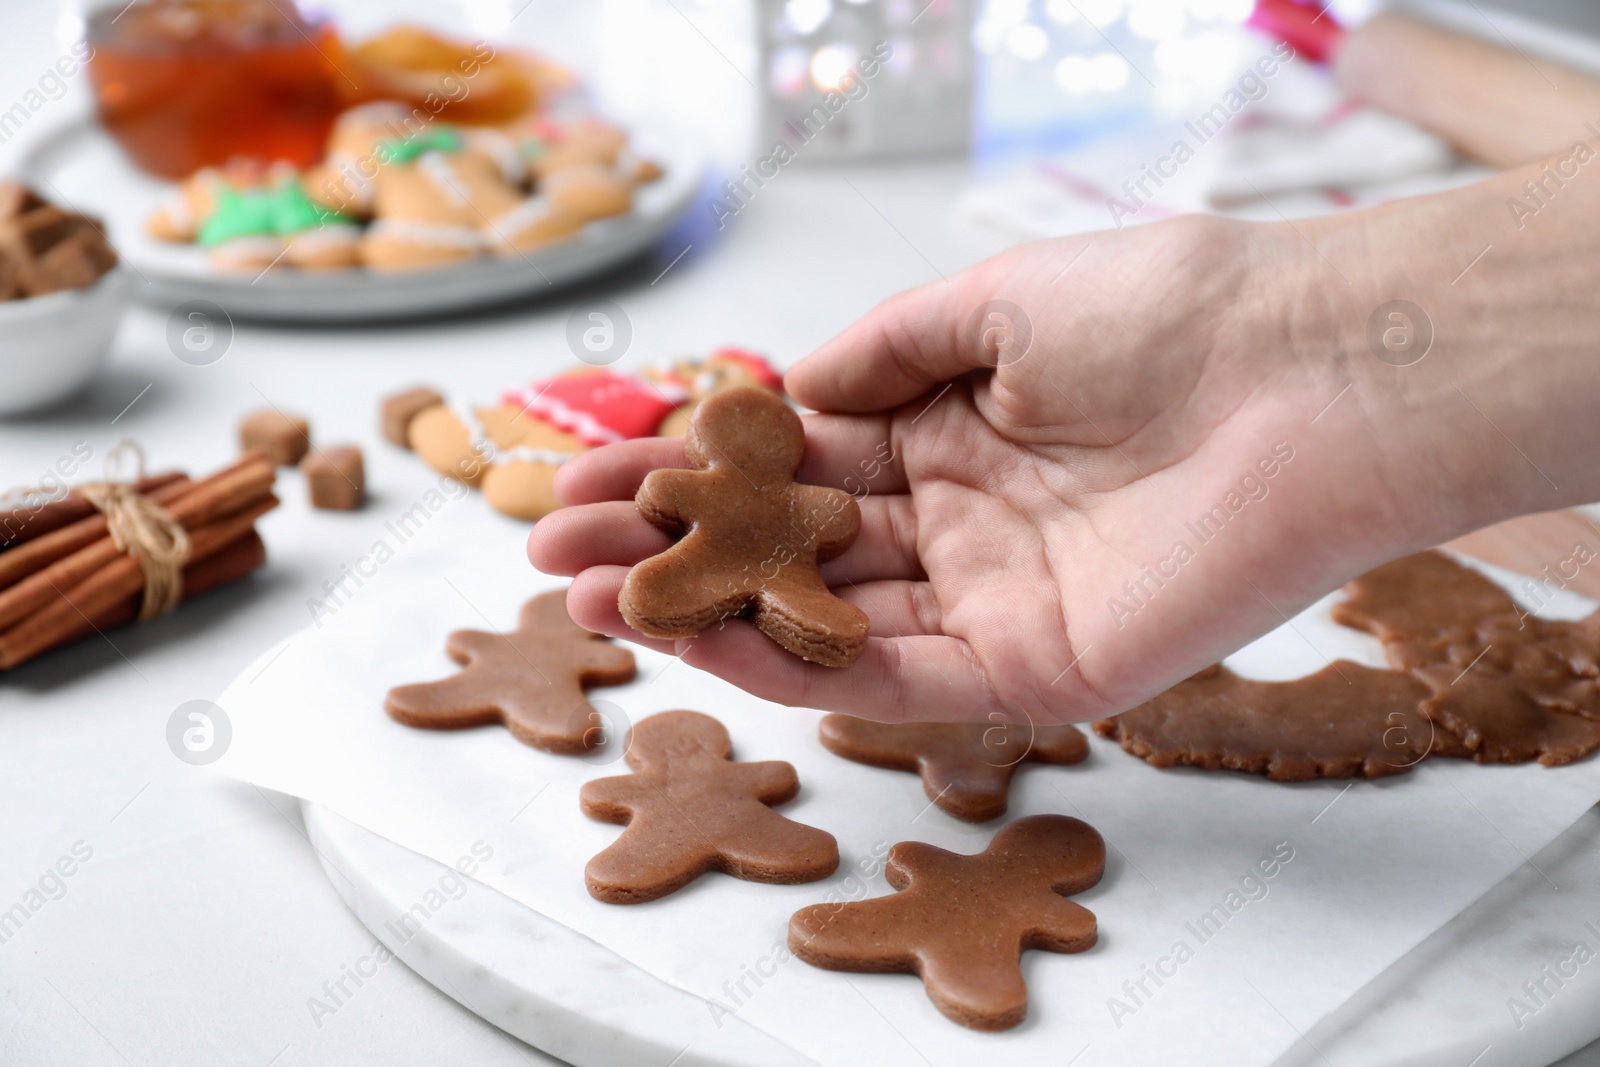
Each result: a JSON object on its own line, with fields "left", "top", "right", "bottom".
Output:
{"left": 20, "top": 100, "right": 701, "bottom": 322}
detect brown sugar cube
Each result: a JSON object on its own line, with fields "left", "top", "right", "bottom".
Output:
{"left": 381, "top": 386, "right": 445, "bottom": 447}
{"left": 0, "top": 182, "right": 45, "bottom": 219}
{"left": 0, "top": 249, "right": 21, "bottom": 301}
{"left": 24, "top": 228, "right": 119, "bottom": 297}
{"left": 0, "top": 204, "right": 117, "bottom": 297}
{"left": 1, "top": 206, "right": 79, "bottom": 260}
{"left": 239, "top": 409, "right": 312, "bottom": 466}
{"left": 301, "top": 446, "right": 365, "bottom": 511}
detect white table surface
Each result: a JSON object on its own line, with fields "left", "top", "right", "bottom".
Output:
{"left": 0, "top": 11, "right": 987, "bottom": 1064}
{"left": 3, "top": 5, "right": 1600, "bottom": 1065}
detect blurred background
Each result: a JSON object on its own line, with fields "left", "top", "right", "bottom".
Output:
{"left": 8, "top": 2, "right": 1600, "bottom": 1065}
{"left": 4, "top": 0, "right": 1599, "bottom": 320}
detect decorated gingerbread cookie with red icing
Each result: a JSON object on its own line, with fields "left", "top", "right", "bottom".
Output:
{"left": 646, "top": 347, "right": 784, "bottom": 437}
{"left": 398, "top": 368, "right": 683, "bottom": 521}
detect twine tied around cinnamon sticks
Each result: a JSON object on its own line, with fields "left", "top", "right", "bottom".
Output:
{"left": 77, "top": 442, "right": 191, "bottom": 620}
{"left": 0, "top": 450, "right": 278, "bottom": 670}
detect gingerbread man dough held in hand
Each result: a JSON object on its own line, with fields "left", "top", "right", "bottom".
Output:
{"left": 385, "top": 590, "right": 635, "bottom": 754}
{"left": 789, "top": 815, "right": 1105, "bottom": 1031}
{"left": 619, "top": 386, "right": 869, "bottom": 667}
{"left": 580, "top": 710, "right": 839, "bottom": 903}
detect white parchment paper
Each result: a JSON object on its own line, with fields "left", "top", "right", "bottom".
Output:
{"left": 215, "top": 544, "right": 1600, "bottom": 1067}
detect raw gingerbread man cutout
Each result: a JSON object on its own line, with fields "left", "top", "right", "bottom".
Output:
{"left": 618, "top": 385, "right": 869, "bottom": 667}
{"left": 789, "top": 815, "right": 1104, "bottom": 1031}
{"left": 385, "top": 589, "right": 635, "bottom": 755}
{"left": 579, "top": 710, "right": 839, "bottom": 903}
{"left": 819, "top": 715, "right": 1091, "bottom": 822}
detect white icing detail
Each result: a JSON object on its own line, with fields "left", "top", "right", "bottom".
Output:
{"left": 533, "top": 398, "right": 623, "bottom": 445}
{"left": 448, "top": 404, "right": 495, "bottom": 464}
{"left": 367, "top": 219, "right": 484, "bottom": 250}
{"left": 649, "top": 377, "right": 692, "bottom": 405}
{"left": 159, "top": 195, "right": 193, "bottom": 232}
{"left": 417, "top": 152, "right": 471, "bottom": 207}
{"left": 210, "top": 236, "right": 286, "bottom": 269}
{"left": 452, "top": 411, "right": 579, "bottom": 467}
{"left": 497, "top": 448, "right": 581, "bottom": 466}
{"left": 343, "top": 101, "right": 413, "bottom": 124}
{"left": 289, "top": 224, "right": 361, "bottom": 251}
{"left": 328, "top": 152, "right": 376, "bottom": 212}
{"left": 490, "top": 196, "right": 555, "bottom": 234}
{"left": 501, "top": 387, "right": 621, "bottom": 446}
{"left": 470, "top": 129, "right": 526, "bottom": 184}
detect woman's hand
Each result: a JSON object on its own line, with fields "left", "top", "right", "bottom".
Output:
{"left": 529, "top": 154, "right": 1600, "bottom": 723}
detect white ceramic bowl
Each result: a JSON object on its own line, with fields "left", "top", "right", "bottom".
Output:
{"left": 0, "top": 265, "right": 130, "bottom": 416}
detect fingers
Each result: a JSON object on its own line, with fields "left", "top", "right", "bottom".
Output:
{"left": 527, "top": 501, "right": 670, "bottom": 576}
{"left": 820, "top": 495, "right": 923, "bottom": 584}
{"left": 835, "top": 579, "right": 941, "bottom": 637}
{"left": 675, "top": 626, "right": 997, "bottom": 722}
{"left": 563, "top": 567, "right": 994, "bottom": 722}
{"left": 532, "top": 495, "right": 923, "bottom": 584}
{"left": 797, "top": 412, "right": 908, "bottom": 495}
{"left": 564, "top": 563, "right": 937, "bottom": 648}
{"left": 563, "top": 565, "right": 680, "bottom": 657}
{"left": 786, "top": 273, "right": 991, "bottom": 413}
{"left": 553, "top": 438, "right": 685, "bottom": 506}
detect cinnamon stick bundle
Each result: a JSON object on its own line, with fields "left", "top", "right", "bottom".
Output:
{"left": 0, "top": 530, "right": 269, "bottom": 670}
{"left": 0, "top": 453, "right": 273, "bottom": 631}
{"left": 0, "top": 472, "right": 186, "bottom": 551}
{"left": 0, "top": 475, "right": 195, "bottom": 592}
{"left": 0, "top": 452, "right": 277, "bottom": 670}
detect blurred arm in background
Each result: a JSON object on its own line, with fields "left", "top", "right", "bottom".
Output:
{"left": 1335, "top": 6, "right": 1600, "bottom": 167}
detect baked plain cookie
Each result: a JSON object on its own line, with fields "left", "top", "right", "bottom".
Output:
{"left": 381, "top": 385, "right": 446, "bottom": 446}
{"left": 360, "top": 135, "right": 510, "bottom": 270}
{"left": 284, "top": 223, "right": 363, "bottom": 270}
{"left": 516, "top": 117, "right": 629, "bottom": 179}
{"left": 480, "top": 448, "right": 578, "bottom": 521}
{"left": 303, "top": 101, "right": 417, "bottom": 219}
{"left": 485, "top": 196, "right": 586, "bottom": 256}
{"left": 406, "top": 402, "right": 493, "bottom": 487}
{"left": 540, "top": 164, "right": 633, "bottom": 220}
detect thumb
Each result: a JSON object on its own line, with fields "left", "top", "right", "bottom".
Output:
{"left": 787, "top": 270, "right": 1029, "bottom": 413}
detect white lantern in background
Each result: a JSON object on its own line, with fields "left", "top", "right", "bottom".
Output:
{"left": 756, "top": 0, "right": 976, "bottom": 159}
